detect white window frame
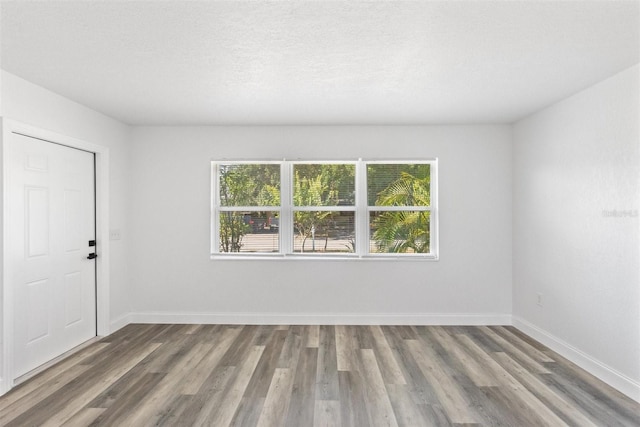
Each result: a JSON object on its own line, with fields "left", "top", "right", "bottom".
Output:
{"left": 289, "top": 160, "right": 358, "bottom": 258}
{"left": 363, "top": 160, "right": 437, "bottom": 259}
{"left": 211, "top": 159, "right": 438, "bottom": 260}
{"left": 211, "top": 161, "right": 283, "bottom": 257}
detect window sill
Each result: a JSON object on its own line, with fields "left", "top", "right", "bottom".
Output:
{"left": 210, "top": 254, "right": 439, "bottom": 261}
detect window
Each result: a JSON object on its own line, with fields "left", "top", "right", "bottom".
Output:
{"left": 367, "top": 163, "right": 432, "bottom": 255}
{"left": 216, "top": 163, "right": 281, "bottom": 253}
{"left": 292, "top": 163, "right": 356, "bottom": 254}
{"left": 212, "top": 159, "right": 437, "bottom": 259}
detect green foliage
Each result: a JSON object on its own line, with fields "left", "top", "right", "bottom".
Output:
{"left": 218, "top": 162, "right": 431, "bottom": 254}
{"left": 257, "top": 185, "right": 280, "bottom": 207}
{"left": 367, "top": 164, "right": 429, "bottom": 205}
{"left": 292, "top": 164, "right": 355, "bottom": 252}
{"left": 293, "top": 168, "right": 335, "bottom": 252}
{"left": 218, "top": 164, "right": 280, "bottom": 252}
{"left": 219, "top": 164, "right": 280, "bottom": 207}
{"left": 372, "top": 211, "right": 430, "bottom": 253}
{"left": 219, "top": 212, "right": 249, "bottom": 252}
{"left": 293, "top": 164, "right": 355, "bottom": 206}
{"left": 372, "top": 170, "right": 431, "bottom": 253}
{"left": 376, "top": 171, "right": 430, "bottom": 207}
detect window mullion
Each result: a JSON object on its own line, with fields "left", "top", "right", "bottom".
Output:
{"left": 280, "top": 161, "right": 292, "bottom": 254}
{"left": 367, "top": 206, "right": 431, "bottom": 212}
{"left": 430, "top": 160, "right": 438, "bottom": 258}
{"left": 211, "top": 159, "right": 437, "bottom": 259}
{"left": 356, "top": 159, "right": 368, "bottom": 257}
{"left": 218, "top": 206, "right": 281, "bottom": 212}
{"left": 211, "top": 162, "right": 219, "bottom": 254}
{"left": 292, "top": 206, "right": 355, "bottom": 212}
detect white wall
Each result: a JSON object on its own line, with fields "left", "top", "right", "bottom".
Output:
{"left": 0, "top": 70, "right": 132, "bottom": 325}
{"left": 513, "top": 65, "right": 640, "bottom": 400}
{"left": 129, "top": 125, "right": 512, "bottom": 323}
{"left": 1, "top": 62, "right": 636, "bottom": 401}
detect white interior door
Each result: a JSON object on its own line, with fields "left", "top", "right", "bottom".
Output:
{"left": 8, "top": 133, "right": 97, "bottom": 378}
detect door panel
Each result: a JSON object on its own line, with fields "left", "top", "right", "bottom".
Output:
{"left": 9, "top": 133, "right": 97, "bottom": 378}
{"left": 64, "top": 190, "right": 82, "bottom": 252}
{"left": 26, "top": 278, "right": 50, "bottom": 343}
{"left": 64, "top": 272, "right": 83, "bottom": 326}
{"left": 26, "top": 186, "right": 50, "bottom": 257}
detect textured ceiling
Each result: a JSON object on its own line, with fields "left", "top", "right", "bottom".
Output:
{"left": 1, "top": 1, "right": 639, "bottom": 125}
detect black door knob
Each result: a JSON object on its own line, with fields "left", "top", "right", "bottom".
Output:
{"left": 87, "top": 253, "right": 98, "bottom": 260}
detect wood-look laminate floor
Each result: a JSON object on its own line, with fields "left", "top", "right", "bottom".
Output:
{"left": 1, "top": 324, "right": 638, "bottom": 426}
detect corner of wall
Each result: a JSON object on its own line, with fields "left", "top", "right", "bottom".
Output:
{"left": 1, "top": 72, "right": 135, "bottom": 339}
{"left": 510, "top": 64, "right": 640, "bottom": 402}
{"left": 109, "top": 312, "right": 132, "bottom": 335}
{"left": 513, "top": 316, "right": 640, "bottom": 403}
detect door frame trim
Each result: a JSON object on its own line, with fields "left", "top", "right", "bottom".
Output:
{"left": 0, "top": 118, "right": 111, "bottom": 395}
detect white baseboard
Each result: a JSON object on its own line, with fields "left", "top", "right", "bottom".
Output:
{"left": 109, "top": 312, "right": 132, "bottom": 334}
{"left": 127, "top": 311, "right": 512, "bottom": 326}
{"left": 513, "top": 316, "right": 640, "bottom": 403}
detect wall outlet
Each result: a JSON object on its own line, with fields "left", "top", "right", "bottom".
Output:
{"left": 109, "top": 229, "right": 122, "bottom": 241}
{"left": 537, "top": 293, "right": 543, "bottom": 307}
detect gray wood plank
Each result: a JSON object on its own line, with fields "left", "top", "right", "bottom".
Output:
{"left": 176, "top": 365, "right": 237, "bottom": 426}
{"left": 277, "top": 325, "right": 305, "bottom": 369}
{"left": 154, "top": 394, "right": 195, "bottom": 426}
{"left": 4, "top": 342, "right": 162, "bottom": 427}
{"left": 315, "top": 325, "right": 340, "bottom": 400}
{"left": 338, "top": 370, "right": 370, "bottom": 427}
{"left": 284, "top": 347, "right": 318, "bottom": 427}
{"left": 194, "top": 345, "right": 265, "bottom": 426}
{"left": 87, "top": 372, "right": 165, "bottom": 426}
{"left": 306, "top": 325, "right": 320, "bottom": 348}
{"left": 314, "top": 400, "right": 341, "bottom": 427}
{"left": 243, "top": 329, "right": 288, "bottom": 399}
{"left": 406, "top": 339, "right": 478, "bottom": 424}
{"left": 386, "top": 383, "right": 430, "bottom": 427}
{"left": 492, "top": 351, "right": 597, "bottom": 426}
{"left": 369, "top": 325, "right": 407, "bottom": 385}
{"left": 256, "top": 368, "right": 295, "bottom": 427}
{"left": 359, "top": 348, "right": 399, "bottom": 427}
{"left": 229, "top": 397, "right": 266, "bottom": 427}
{"left": 0, "top": 324, "right": 637, "bottom": 427}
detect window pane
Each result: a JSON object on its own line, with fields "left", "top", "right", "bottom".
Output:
{"left": 293, "top": 211, "right": 355, "bottom": 253}
{"left": 219, "top": 164, "right": 280, "bottom": 207}
{"left": 219, "top": 211, "right": 279, "bottom": 253}
{"left": 369, "top": 211, "right": 430, "bottom": 254}
{"left": 367, "top": 164, "right": 430, "bottom": 206}
{"left": 293, "top": 164, "right": 355, "bottom": 206}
